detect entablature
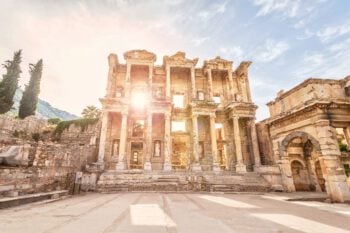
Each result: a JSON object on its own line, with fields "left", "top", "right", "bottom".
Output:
{"left": 203, "top": 56, "right": 233, "bottom": 70}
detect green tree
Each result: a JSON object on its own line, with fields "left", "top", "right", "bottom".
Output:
{"left": 0, "top": 50, "right": 22, "bottom": 114}
{"left": 18, "top": 59, "right": 43, "bottom": 119}
{"left": 81, "top": 105, "right": 101, "bottom": 119}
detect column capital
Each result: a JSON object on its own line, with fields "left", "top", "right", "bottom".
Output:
{"left": 164, "top": 112, "right": 171, "bottom": 118}
{"left": 210, "top": 113, "right": 216, "bottom": 119}
{"left": 192, "top": 113, "right": 199, "bottom": 118}
{"left": 121, "top": 110, "right": 128, "bottom": 117}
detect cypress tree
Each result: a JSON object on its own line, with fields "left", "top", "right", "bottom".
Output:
{"left": 18, "top": 59, "right": 43, "bottom": 119}
{"left": 0, "top": 50, "right": 22, "bottom": 114}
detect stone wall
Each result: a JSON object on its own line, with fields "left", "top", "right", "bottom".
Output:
{"left": 0, "top": 116, "right": 99, "bottom": 197}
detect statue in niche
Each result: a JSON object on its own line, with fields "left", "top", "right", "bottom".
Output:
{"left": 112, "top": 140, "right": 119, "bottom": 157}
{"left": 197, "top": 91, "right": 205, "bottom": 100}
{"left": 154, "top": 140, "right": 161, "bottom": 157}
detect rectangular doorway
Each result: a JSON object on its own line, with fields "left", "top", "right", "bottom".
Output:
{"left": 130, "top": 142, "right": 143, "bottom": 169}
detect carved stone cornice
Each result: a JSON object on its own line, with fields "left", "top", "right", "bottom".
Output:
{"left": 235, "top": 61, "right": 252, "bottom": 78}
{"left": 203, "top": 56, "right": 233, "bottom": 70}
{"left": 163, "top": 51, "right": 198, "bottom": 67}
{"left": 225, "top": 102, "right": 257, "bottom": 118}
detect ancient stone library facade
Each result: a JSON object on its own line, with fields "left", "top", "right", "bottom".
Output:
{"left": 97, "top": 50, "right": 259, "bottom": 173}
{"left": 1, "top": 49, "right": 350, "bottom": 203}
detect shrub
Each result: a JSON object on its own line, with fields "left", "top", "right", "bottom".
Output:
{"left": 52, "top": 118, "right": 99, "bottom": 140}
{"left": 32, "top": 133, "right": 40, "bottom": 142}
{"left": 48, "top": 118, "right": 61, "bottom": 125}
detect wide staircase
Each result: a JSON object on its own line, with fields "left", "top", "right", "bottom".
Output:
{"left": 97, "top": 170, "right": 271, "bottom": 193}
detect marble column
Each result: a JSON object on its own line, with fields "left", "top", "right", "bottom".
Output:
{"left": 250, "top": 119, "right": 261, "bottom": 168}
{"left": 210, "top": 114, "right": 220, "bottom": 172}
{"left": 125, "top": 63, "right": 131, "bottom": 99}
{"left": 97, "top": 111, "right": 109, "bottom": 164}
{"left": 166, "top": 65, "right": 171, "bottom": 100}
{"left": 233, "top": 116, "right": 246, "bottom": 173}
{"left": 163, "top": 112, "right": 172, "bottom": 171}
{"left": 148, "top": 64, "right": 153, "bottom": 100}
{"left": 116, "top": 112, "right": 128, "bottom": 170}
{"left": 144, "top": 112, "right": 152, "bottom": 171}
{"left": 227, "top": 69, "right": 235, "bottom": 101}
{"left": 191, "top": 67, "right": 196, "bottom": 99}
{"left": 191, "top": 114, "right": 201, "bottom": 171}
{"left": 207, "top": 69, "right": 213, "bottom": 100}
{"left": 343, "top": 127, "right": 350, "bottom": 149}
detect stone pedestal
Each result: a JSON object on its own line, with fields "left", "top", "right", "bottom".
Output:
{"left": 143, "top": 161, "right": 152, "bottom": 171}
{"left": 116, "top": 161, "right": 125, "bottom": 171}
{"left": 163, "top": 162, "right": 172, "bottom": 171}
{"left": 212, "top": 163, "right": 220, "bottom": 173}
{"left": 235, "top": 163, "right": 247, "bottom": 173}
{"left": 191, "top": 163, "right": 202, "bottom": 172}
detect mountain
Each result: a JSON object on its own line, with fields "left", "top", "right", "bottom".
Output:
{"left": 9, "top": 89, "right": 78, "bottom": 120}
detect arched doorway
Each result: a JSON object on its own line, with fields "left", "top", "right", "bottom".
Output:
{"left": 282, "top": 131, "right": 325, "bottom": 192}
{"left": 291, "top": 160, "right": 310, "bottom": 191}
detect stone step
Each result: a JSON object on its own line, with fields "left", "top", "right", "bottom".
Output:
{"left": 0, "top": 190, "right": 68, "bottom": 209}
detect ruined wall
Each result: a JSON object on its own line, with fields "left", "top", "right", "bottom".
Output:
{"left": 0, "top": 116, "right": 99, "bottom": 197}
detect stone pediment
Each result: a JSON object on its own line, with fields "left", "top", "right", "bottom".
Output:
{"left": 163, "top": 51, "right": 198, "bottom": 67}
{"left": 203, "top": 56, "right": 233, "bottom": 70}
{"left": 123, "top": 50, "right": 156, "bottom": 62}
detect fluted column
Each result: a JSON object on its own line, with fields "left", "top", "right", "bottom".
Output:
{"left": 163, "top": 112, "right": 172, "bottom": 171}
{"left": 233, "top": 116, "right": 246, "bottom": 173}
{"left": 97, "top": 111, "right": 109, "bottom": 164}
{"left": 207, "top": 69, "right": 213, "bottom": 100}
{"left": 191, "top": 67, "right": 196, "bottom": 99}
{"left": 166, "top": 65, "right": 171, "bottom": 100}
{"left": 210, "top": 114, "right": 220, "bottom": 172}
{"left": 250, "top": 119, "right": 261, "bottom": 169}
{"left": 227, "top": 69, "right": 234, "bottom": 101}
{"left": 116, "top": 112, "right": 128, "bottom": 170}
{"left": 191, "top": 114, "right": 201, "bottom": 171}
{"left": 144, "top": 112, "right": 152, "bottom": 171}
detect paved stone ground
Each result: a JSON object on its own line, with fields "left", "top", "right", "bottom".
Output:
{"left": 0, "top": 192, "right": 349, "bottom": 233}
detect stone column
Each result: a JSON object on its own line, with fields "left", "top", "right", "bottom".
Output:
{"left": 191, "top": 67, "right": 196, "bottom": 99}
{"left": 144, "top": 112, "right": 152, "bottom": 171}
{"left": 210, "top": 114, "right": 220, "bottom": 172}
{"left": 191, "top": 114, "right": 201, "bottom": 171}
{"left": 125, "top": 63, "right": 131, "bottom": 99}
{"left": 227, "top": 69, "right": 234, "bottom": 101}
{"left": 207, "top": 69, "right": 213, "bottom": 100}
{"left": 116, "top": 112, "right": 128, "bottom": 170}
{"left": 343, "top": 127, "right": 350, "bottom": 149}
{"left": 97, "top": 111, "right": 109, "bottom": 164}
{"left": 250, "top": 119, "right": 261, "bottom": 169}
{"left": 163, "top": 112, "right": 172, "bottom": 171}
{"left": 166, "top": 65, "right": 171, "bottom": 100}
{"left": 233, "top": 116, "right": 246, "bottom": 173}
{"left": 148, "top": 64, "right": 153, "bottom": 100}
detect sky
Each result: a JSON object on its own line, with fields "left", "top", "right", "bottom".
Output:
{"left": 0, "top": 0, "right": 350, "bottom": 120}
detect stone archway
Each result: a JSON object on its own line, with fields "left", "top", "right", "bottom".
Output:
{"left": 280, "top": 131, "right": 324, "bottom": 192}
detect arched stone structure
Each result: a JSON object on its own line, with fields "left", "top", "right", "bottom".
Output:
{"left": 278, "top": 131, "right": 324, "bottom": 193}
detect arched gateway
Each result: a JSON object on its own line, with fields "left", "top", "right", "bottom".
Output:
{"left": 280, "top": 131, "right": 325, "bottom": 192}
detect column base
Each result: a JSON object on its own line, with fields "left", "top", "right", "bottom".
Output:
{"left": 116, "top": 161, "right": 125, "bottom": 171}
{"left": 253, "top": 165, "right": 261, "bottom": 172}
{"left": 212, "top": 163, "right": 220, "bottom": 173}
{"left": 163, "top": 162, "right": 172, "bottom": 171}
{"left": 143, "top": 161, "right": 152, "bottom": 171}
{"left": 235, "top": 163, "right": 247, "bottom": 173}
{"left": 191, "top": 163, "right": 202, "bottom": 171}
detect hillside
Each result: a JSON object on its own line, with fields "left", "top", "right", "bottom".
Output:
{"left": 9, "top": 89, "right": 78, "bottom": 120}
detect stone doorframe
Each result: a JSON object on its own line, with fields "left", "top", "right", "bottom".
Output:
{"left": 278, "top": 131, "right": 322, "bottom": 193}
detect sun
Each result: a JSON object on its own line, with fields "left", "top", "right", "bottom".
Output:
{"left": 131, "top": 89, "right": 148, "bottom": 109}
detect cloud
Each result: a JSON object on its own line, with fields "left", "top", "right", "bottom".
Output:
{"left": 191, "top": 37, "right": 210, "bottom": 46}
{"left": 252, "top": 0, "right": 300, "bottom": 18}
{"left": 316, "top": 22, "right": 350, "bottom": 43}
{"left": 197, "top": 1, "right": 228, "bottom": 21}
{"left": 219, "top": 46, "right": 243, "bottom": 61}
{"left": 254, "top": 39, "right": 289, "bottom": 62}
